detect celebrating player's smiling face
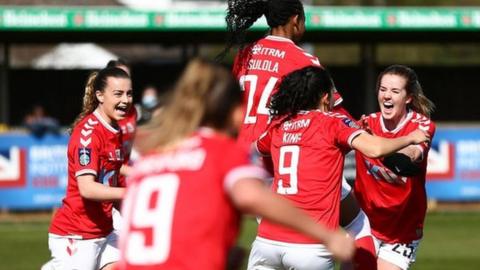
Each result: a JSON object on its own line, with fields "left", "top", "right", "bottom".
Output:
{"left": 96, "top": 77, "right": 133, "bottom": 123}
{"left": 377, "top": 73, "right": 412, "bottom": 129}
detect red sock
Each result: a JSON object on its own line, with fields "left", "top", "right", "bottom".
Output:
{"left": 354, "top": 236, "right": 377, "bottom": 270}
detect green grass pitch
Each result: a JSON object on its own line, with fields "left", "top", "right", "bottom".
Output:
{"left": 1, "top": 211, "right": 479, "bottom": 269}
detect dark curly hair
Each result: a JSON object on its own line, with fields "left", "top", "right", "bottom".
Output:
{"left": 216, "top": 0, "right": 305, "bottom": 60}
{"left": 270, "top": 66, "right": 334, "bottom": 119}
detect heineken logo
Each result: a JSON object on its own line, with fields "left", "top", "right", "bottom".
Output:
{"left": 2, "top": 10, "right": 67, "bottom": 28}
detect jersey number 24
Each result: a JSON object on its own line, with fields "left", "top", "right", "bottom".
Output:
{"left": 240, "top": 75, "right": 278, "bottom": 124}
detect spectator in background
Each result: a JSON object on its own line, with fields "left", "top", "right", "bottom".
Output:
{"left": 23, "top": 104, "right": 60, "bottom": 138}
{"left": 136, "top": 84, "right": 162, "bottom": 125}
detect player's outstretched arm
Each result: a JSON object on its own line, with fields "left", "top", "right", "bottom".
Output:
{"left": 229, "top": 178, "right": 355, "bottom": 262}
{"left": 77, "top": 174, "right": 125, "bottom": 201}
{"left": 351, "top": 129, "right": 430, "bottom": 158}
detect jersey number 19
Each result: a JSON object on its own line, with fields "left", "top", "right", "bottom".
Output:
{"left": 123, "top": 174, "right": 179, "bottom": 265}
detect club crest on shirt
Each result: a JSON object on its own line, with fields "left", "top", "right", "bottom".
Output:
{"left": 79, "top": 148, "right": 91, "bottom": 166}
{"left": 342, "top": 118, "right": 360, "bottom": 129}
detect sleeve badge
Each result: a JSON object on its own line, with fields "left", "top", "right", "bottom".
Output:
{"left": 79, "top": 148, "right": 91, "bottom": 166}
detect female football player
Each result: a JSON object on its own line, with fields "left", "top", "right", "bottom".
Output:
{"left": 220, "top": 1, "right": 377, "bottom": 268}
{"left": 248, "top": 66, "right": 430, "bottom": 270}
{"left": 46, "top": 67, "right": 132, "bottom": 270}
{"left": 117, "top": 59, "right": 355, "bottom": 270}
{"left": 354, "top": 65, "right": 436, "bottom": 270}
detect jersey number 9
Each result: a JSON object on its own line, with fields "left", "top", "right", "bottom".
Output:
{"left": 277, "top": 145, "right": 300, "bottom": 195}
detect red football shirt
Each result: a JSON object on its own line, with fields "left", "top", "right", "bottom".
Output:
{"left": 118, "top": 128, "right": 268, "bottom": 270}
{"left": 233, "top": 35, "right": 323, "bottom": 148}
{"left": 354, "top": 111, "right": 436, "bottom": 243}
{"left": 118, "top": 106, "right": 138, "bottom": 187}
{"left": 49, "top": 110, "right": 124, "bottom": 239}
{"left": 256, "top": 111, "right": 364, "bottom": 244}
{"left": 118, "top": 106, "right": 137, "bottom": 164}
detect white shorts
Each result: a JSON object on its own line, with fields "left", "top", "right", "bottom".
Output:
{"left": 341, "top": 176, "right": 352, "bottom": 201}
{"left": 373, "top": 236, "right": 421, "bottom": 270}
{"left": 47, "top": 231, "right": 119, "bottom": 270}
{"left": 112, "top": 207, "right": 123, "bottom": 231}
{"left": 344, "top": 210, "right": 371, "bottom": 240}
{"left": 247, "top": 237, "right": 333, "bottom": 270}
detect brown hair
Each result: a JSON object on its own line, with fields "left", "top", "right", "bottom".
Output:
{"left": 71, "top": 67, "right": 130, "bottom": 132}
{"left": 135, "top": 58, "right": 242, "bottom": 153}
{"left": 377, "top": 65, "right": 435, "bottom": 117}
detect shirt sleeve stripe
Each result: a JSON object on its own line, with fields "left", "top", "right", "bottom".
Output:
{"left": 75, "top": 169, "right": 97, "bottom": 177}
{"left": 348, "top": 130, "right": 366, "bottom": 147}
{"left": 224, "top": 165, "right": 270, "bottom": 193}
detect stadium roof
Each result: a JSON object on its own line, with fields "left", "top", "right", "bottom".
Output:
{"left": 1, "top": 6, "right": 480, "bottom": 43}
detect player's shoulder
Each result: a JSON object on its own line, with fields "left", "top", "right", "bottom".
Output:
{"left": 320, "top": 111, "right": 351, "bottom": 121}
{"left": 363, "top": 112, "right": 381, "bottom": 123}
{"left": 287, "top": 45, "right": 321, "bottom": 67}
{"left": 261, "top": 36, "right": 320, "bottom": 66}
{"left": 316, "top": 111, "right": 361, "bottom": 131}
{"left": 409, "top": 111, "right": 436, "bottom": 132}
{"left": 72, "top": 113, "right": 103, "bottom": 136}
{"left": 196, "top": 128, "right": 241, "bottom": 154}
{"left": 409, "top": 111, "right": 434, "bottom": 125}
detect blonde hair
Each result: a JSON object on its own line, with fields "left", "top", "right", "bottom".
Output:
{"left": 70, "top": 67, "right": 130, "bottom": 132}
{"left": 377, "top": 65, "right": 435, "bottom": 117}
{"left": 135, "top": 58, "right": 241, "bottom": 154}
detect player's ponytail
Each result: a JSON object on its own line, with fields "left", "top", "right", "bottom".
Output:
{"left": 377, "top": 65, "right": 435, "bottom": 117}
{"left": 410, "top": 80, "right": 435, "bottom": 118}
{"left": 70, "top": 72, "right": 99, "bottom": 132}
{"left": 70, "top": 67, "right": 130, "bottom": 133}
{"left": 217, "top": 0, "right": 304, "bottom": 61}
{"left": 216, "top": 0, "right": 268, "bottom": 61}
{"left": 135, "top": 58, "right": 241, "bottom": 153}
{"left": 270, "top": 66, "right": 334, "bottom": 119}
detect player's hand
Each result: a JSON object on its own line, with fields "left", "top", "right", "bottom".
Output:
{"left": 408, "top": 129, "right": 430, "bottom": 144}
{"left": 378, "top": 166, "right": 407, "bottom": 185}
{"left": 324, "top": 230, "right": 355, "bottom": 262}
{"left": 359, "top": 114, "right": 372, "bottom": 134}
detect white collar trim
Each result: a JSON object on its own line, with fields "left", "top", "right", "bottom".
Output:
{"left": 93, "top": 109, "right": 118, "bottom": 134}
{"left": 380, "top": 110, "right": 413, "bottom": 134}
{"left": 265, "top": 35, "right": 294, "bottom": 44}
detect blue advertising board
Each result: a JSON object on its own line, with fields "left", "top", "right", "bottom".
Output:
{"left": 0, "top": 133, "right": 68, "bottom": 210}
{"left": 425, "top": 127, "right": 480, "bottom": 201}
{"left": 0, "top": 126, "right": 479, "bottom": 210}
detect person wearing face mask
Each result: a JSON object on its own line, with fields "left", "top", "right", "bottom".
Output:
{"left": 136, "top": 85, "right": 160, "bottom": 125}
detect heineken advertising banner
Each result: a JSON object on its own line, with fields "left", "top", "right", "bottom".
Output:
{"left": 1, "top": 6, "right": 480, "bottom": 31}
